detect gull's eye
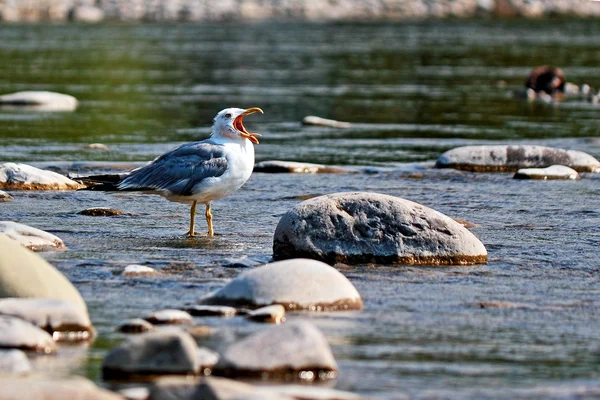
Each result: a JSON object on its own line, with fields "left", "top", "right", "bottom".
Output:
{"left": 225, "top": 113, "right": 232, "bottom": 119}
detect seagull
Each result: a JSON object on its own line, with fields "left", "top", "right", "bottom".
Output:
{"left": 82, "top": 107, "right": 263, "bottom": 237}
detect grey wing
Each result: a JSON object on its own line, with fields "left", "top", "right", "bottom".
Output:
{"left": 118, "top": 141, "right": 228, "bottom": 196}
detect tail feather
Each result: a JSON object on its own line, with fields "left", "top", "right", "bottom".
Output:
{"left": 76, "top": 173, "right": 128, "bottom": 191}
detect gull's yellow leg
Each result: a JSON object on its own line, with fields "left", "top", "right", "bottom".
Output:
{"left": 205, "top": 203, "right": 214, "bottom": 237}
{"left": 185, "top": 201, "right": 197, "bottom": 237}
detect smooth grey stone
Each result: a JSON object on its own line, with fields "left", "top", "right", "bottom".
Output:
{"left": 0, "top": 349, "right": 32, "bottom": 375}
{"left": 254, "top": 160, "right": 346, "bottom": 174}
{"left": 246, "top": 305, "right": 286, "bottom": 324}
{"left": 0, "top": 315, "right": 56, "bottom": 353}
{"left": 273, "top": 192, "right": 488, "bottom": 266}
{"left": 513, "top": 165, "right": 580, "bottom": 180}
{"left": 0, "top": 221, "right": 64, "bottom": 251}
{"left": 117, "top": 318, "right": 155, "bottom": 334}
{"left": 102, "top": 328, "right": 199, "bottom": 380}
{"left": 0, "top": 163, "right": 83, "bottom": 190}
{"left": 0, "top": 376, "right": 123, "bottom": 400}
{"left": 0, "top": 235, "right": 87, "bottom": 313}
{"left": 0, "top": 191, "right": 12, "bottom": 202}
{"left": 123, "top": 265, "right": 160, "bottom": 277}
{"left": 435, "top": 145, "right": 600, "bottom": 172}
{"left": 183, "top": 305, "right": 237, "bottom": 317}
{"left": 200, "top": 259, "right": 362, "bottom": 311}
{"left": 0, "top": 298, "right": 93, "bottom": 342}
{"left": 144, "top": 309, "right": 193, "bottom": 325}
{"left": 214, "top": 320, "right": 338, "bottom": 380}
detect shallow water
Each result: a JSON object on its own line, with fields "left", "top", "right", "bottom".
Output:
{"left": 1, "top": 20, "right": 600, "bottom": 399}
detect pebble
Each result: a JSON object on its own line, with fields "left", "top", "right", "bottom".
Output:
{"left": 513, "top": 165, "right": 580, "bottom": 180}
{"left": 0, "top": 162, "right": 83, "bottom": 190}
{"left": 144, "top": 309, "right": 193, "bottom": 325}
{"left": 200, "top": 258, "right": 363, "bottom": 311}
{"left": 254, "top": 160, "right": 347, "bottom": 174}
{"left": 0, "top": 235, "right": 87, "bottom": 312}
{"left": 182, "top": 305, "right": 237, "bottom": 317}
{"left": 117, "top": 318, "right": 155, "bottom": 334}
{"left": 0, "top": 190, "right": 12, "bottom": 202}
{"left": 0, "top": 376, "right": 123, "bottom": 400}
{"left": 0, "top": 221, "right": 64, "bottom": 251}
{"left": 0, "top": 349, "right": 32, "bottom": 375}
{"left": 214, "top": 320, "right": 338, "bottom": 380}
{"left": 273, "top": 192, "right": 488, "bottom": 265}
{"left": 246, "top": 305, "right": 286, "bottom": 323}
{"left": 0, "top": 91, "right": 78, "bottom": 111}
{"left": 102, "top": 328, "right": 200, "bottom": 380}
{"left": 84, "top": 143, "right": 110, "bottom": 150}
{"left": 123, "top": 265, "right": 160, "bottom": 277}
{"left": 0, "top": 315, "right": 57, "bottom": 353}
{"left": 79, "top": 207, "right": 125, "bottom": 216}
{"left": 302, "top": 115, "right": 352, "bottom": 128}
{"left": 0, "top": 298, "right": 94, "bottom": 342}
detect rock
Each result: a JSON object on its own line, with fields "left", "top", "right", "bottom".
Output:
{"left": 144, "top": 309, "right": 193, "bottom": 325}
{"left": 69, "top": 5, "right": 105, "bottom": 22}
{"left": 254, "top": 160, "right": 347, "bottom": 174}
{"left": 196, "top": 347, "right": 219, "bottom": 373}
{"left": 273, "top": 193, "right": 488, "bottom": 266}
{"left": 84, "top": 143, "right": 110, "bottom": 150}
{"left": 0, "top": 163, "right": 83, "bottom": 190}
{"left": 513, "top": 165, "right": 580, "bottom": 180}
{"left": 0, "top": 298, "right": 93, "bottom": 342}
{"left": 183, "top": 305, "right": 237, "bottom": 317}
{"left": 0, "top": 190, "right": 12, "bottom": 202}
{"left": 149, "top": 376, "right": 292, "bottom": 400}
{"left": 79, "top": 207, "right": 126, "bottom": 216}
{"left": 102, "top": 328, "right": 200, "bottom": 380}
{"left": 199, "top": 259, "right": 363, "bottom": 311}
{"left": 0, "top": 349, "right": 31, "bottom": 375}
{"left": 0, "top": 235, "right": 87, "bottom": 312}
{"left": 222, "top": 255, "right": 271, "bottom": 268}
{"left": 435, "top": 145, "right": 600, "bottom": 173}
{"left": 0, "top": 91, "right": 78, "bottom": 111}
{"left": 117, "top": 318, "right": 155, "bottom": 334}
{"left": 118, "top": 387, "right": 149, "bottom": 400}
{"left": 0, "top": 315, "right": 56, "bottom": 353}
{"left": 263, "top": 385, "right": 363, "bottom": 400}
{"left": 0, "top": 222, "right": 64, "bottom": 251}
{"left": 0, "top": 376, "right": 123, "bottom": 400}
{"left": 302, "top": 115, "right": 352, "bottom": 128}
{"left": 186, "top": 325, "right": 214, "bottom": 339}
{"left": 214, "top": 320, "right": 338, "bottom": 380}
{"left": 246, "top": 305, "right": 286, "bottom": 324}
{"left": 123, "top": 265, "right": 160, "bottom": 277}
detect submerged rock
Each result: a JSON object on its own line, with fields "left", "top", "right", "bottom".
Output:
{"left": 0, "top": 235, "right": 87, "bottom": 312}
{"left": 79, "top": 207, "right": 125, "bottom": 217}
{"left": 435, "top": 145, "right": 600, "bottom": 172}
{"left": 0, "top": 298, "right": 94, "bottom": 342}
{"left": 303, "top": 115, "right": 352, "bottom": 128}
{"left": 199, "top": 259, "right": 363, "bottom": 311}
{"left": 0, "top": 191, "right": 12, "bottom": 202}
{"left": 0, "top": 349, "right": 32, "bottom": 375}
{"left": 0, "top": 163, "right": 83, "bottom": 190}
{"left": 102, "top": 329, "right": 200, "bottom": 380}
{"left": 0, "top": 376, "right": 123, "bottom": 400}
{"left": 0, "top": 315, "right": 56, "bottom": 353}
{"left": 254, "top": 160, "right": 347, "bottom": 174}
{"left": 117, "top": 318, "right": 154, "bottom": 334}
{"left": 123, "top": 265, "right": 160, "bottom": 277}
{"left": 0, "top": 91, "right": 78, "bottom": 111}
{"left": 0, "top": 221, "right": 64, "bottom": 251}
{"left": 214, "top": 320, "right": 338, "bottom": 380}
{"left": 144, "top": 309, "right": 193, "bottom": 325}
{"left": 513, "top": 165, "right": 580, "bottom": 180}
{"left": 273, "top": 192, "right": 488, "bottom": 265}
{"left": 246, "top": 305, "right": 286, "bottom": 324}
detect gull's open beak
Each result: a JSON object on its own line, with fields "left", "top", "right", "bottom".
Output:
{"left": 235, "top": 107, "right": 263, "bottom": 144}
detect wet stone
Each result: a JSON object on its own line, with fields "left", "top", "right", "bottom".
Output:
{"left": 302, "top": 115, "right": 352, "bottom": 128}
{"left": 117, "top": 318, "right": 154, "bottom": 334}
{"left": 0, "top": 315, "right": 57, "bottom": 353}
{"left": 123, "top": 265, "right": 160, "bottom": 277}
{"left": 0, "top": 349, "right": 32, "bottom": 375}
{"left": 199, "top": 258, "right": 363, "bottom": 311}
{"left": 0, "top": 221, "right": 64, "bottom": 251}
{"left": 144, "top": 309, "right": 193, "bottom": 325}
{"left": 183, "top": 305, "right": 237, "bottom": 317}
{"left": 435, "top": 145, "right": 600, "bottom": 172}
{"left": 254, "top": 160, "right": 347, "bottom": 174}
{"left": 513, "top": 165, "right": 580, "bottom": 180}
{"left": 0, "top": 163, "right": 83, "bottom": 190}
{"left": 273, "top": 192, "right": 488, "bottom": 266}
{"left": 0, "top": 298, "right": 94, "bottom": 342}
{"left": 0, "top": 190, "right": 12, "bottom": 202}
{"left": 84, "top": 143, "right": 110, "bottom": 150}
{"left": 102, "top": 328, "right": 200, "bottom": 380}
{"left": 0, "top": 91, "right": 78, "bottom": 111}
{"left": 0, "top": 376, "right": 123, "bottom": 400}
{"left": 214, "top": 320, "right": 338, "bottom": 380}
{"left": 246, "top": 305, "right": 286, "bottom": 324}
{"left": 79, "top": 207, "right": 126, "bottom": 216}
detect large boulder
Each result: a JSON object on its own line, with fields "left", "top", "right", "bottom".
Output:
{"left": 0, "top": 235, "right": 87, "bottom": 313}
{"left": 213, "top": 320, "right": 338, "bottom": 380}
{"left": 273, "top": 192, "right": 487, "bottom": 265}
{"left": 0, "top": 91, "right": 78, "bottom": 111}
{"left": 0, "top": 315, "right": 56, "bottom": 353}
{"left": 199, "top": 259, "right": 363, "bottom": 311}
{"left": 0, "top": 222, "right": 65, "bottom": 251}
{"left": 0, "top": 376, "right": 123, "bottom": 400}
{"left": 0, "top": 163, "right": 83, "bottom": 190}
{"left": 435, "top": 145, "right": 600, "bottom": 172}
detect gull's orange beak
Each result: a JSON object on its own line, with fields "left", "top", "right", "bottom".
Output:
{"left": 234, "top": 107, "right": 263, "bottom": 144}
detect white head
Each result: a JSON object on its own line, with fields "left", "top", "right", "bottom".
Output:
{"left": 211, "top": 107, "right": 263, "bottom": 144}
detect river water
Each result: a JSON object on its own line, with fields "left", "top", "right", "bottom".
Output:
{"left": 1, "top": 20, "right": 600, "bottom": 399}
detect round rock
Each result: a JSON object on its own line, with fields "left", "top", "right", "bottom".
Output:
{"left": 123, "top": 265, "right": 160, "bottom": 277}
{"left": 0, "top": 298, "right": 93, "bottom": 342}
{"left": 254, "top": 160, "right": 346, "bottom": 174}
{"left": 0, "top": 349, "right": 32, "bottom": 375}
{"left": 435, "top": 145, "right": 600, "bottom": 172}
{"left": 102, "top": 328, "right": 200, "bottom": 380}
{"left": 0, "top": 315, "right": 56, "bottom": 353}
{"left": 0, "top": 163, "right": 83, "bottom": 190}
{"left": 0, "top": 91, "right": 78, "bottom": 111}
{"left": 144, "top": 309, "right": 193, "bottom": 325}
{"left": 199, "top": 259, "right": 363, "bottom": 311}
{"left": 0, "top": 190, "right": 12, "bottom": 202}
{"left": 0, "top": 222, "right": 64, "bottom": 251}
{"left": 513, "top": 165, "right": 580, "bottom": 180}
{"left": 273, "top": 192, "right": 488, "bottom": 265}
{"left": 0, "top": 235, "right": 87, "bottom": 312}
{"left": 117, "top": 318, "right": 155, "bottom": 334}
{"left": 214, "top": 320, "right": 338, "bottom": 380}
